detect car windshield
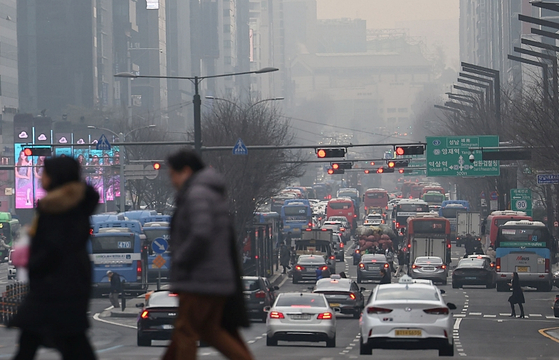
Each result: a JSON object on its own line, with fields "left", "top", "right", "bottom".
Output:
{"left": 298, "top": 256, "right": 326, "bottom": 264}
{"left": 147, "top": 292, "right": 179, "bottom": 307}
{"left": 315, "top": 281, "right": 349, "bottom": 291}
{"left": 242, "top": 279, "right": 260, "bottom": 291}
{"left": 415, "top": 257, "right": 443, "bottom": 264}
{"left": 458, "top": 259, "right": 485, "bottom": 268}
{"left": 361, "top": 255, "right": 386, "bottom": 262}
{"left": 376, "top": 287, "right": 441, "bottom": 301}
{"left": 276, "top": 295, "right": 326, "bottom": 307}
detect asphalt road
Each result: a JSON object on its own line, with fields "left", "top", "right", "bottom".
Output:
{"left": 1, "top": 245, "right": 559, "bottom": 359}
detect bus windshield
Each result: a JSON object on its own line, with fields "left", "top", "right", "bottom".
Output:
{"left": 410, "top": 220, "right": 447, "bottom": 234}
{"left": 423, "top": 194, "right": 444, "bottom": 203}
{"left": 397, "top": 204, "right": 429, "bottom": 212}
{"left": 329, "top": 202, "right": 353, "bottom": 210}
{"left": 498, "top": 227, "right": 551, "bottom": 246}
{"left": 441, "top": 207, "right": 466, "bottom": 218}
{"left": 366, "top": 192, "right": 386, "bottom": 199}
{"left": 91, "top": 236, "right": 135, "bottom": 254}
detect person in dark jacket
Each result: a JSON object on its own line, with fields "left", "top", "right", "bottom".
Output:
{"left": 163, "top": 149, "right": 253, "bottom": 360}
{"left": 508, "top": 272, "right": 525, "bottom": 318}
{"left": 107, "top": 270, "right": 122, "bottom": 308}
{"left": 279, "top": 242, "right": 291, "bottom": 274}
{"left": 379, "top": 268, "right": 391, "bottom": 284}
{"left": 10, "top": 156, "right": 99, "bottom": 360}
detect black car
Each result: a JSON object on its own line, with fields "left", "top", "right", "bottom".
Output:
{"left": 242, "top": 276, "right": 279, "bottom": 322}
{"left": 293, "top": 255, "right": 332, "bottom": 284}
{"left": 332, "top": 233, "right": 345, "bottom": 262}
{"left": 357, "top": 254, "right": 390, "bottom": 284}
{"left": 313, "top": 275, "right": 365, "bottom": 318}
{"left": 452, "top": 257, "right": 496, "bottom": 289}
{"left": 137, "top": 291, "right": 179, "bottom": 346}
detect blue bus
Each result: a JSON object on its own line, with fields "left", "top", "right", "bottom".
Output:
{"left": 495, "top": 220, "right": 557, "bottom": 292}
{"left": 88, "top": 220, "right": 148, "bottom": 295}
{"left": 121, "top": 210, "right": 158, "bottom": 221}
{"left": 439, "top": 202, "right": 469, "bottom": 239}
{"left": 142, "top": 217, "right": 171, "bottom": 282}
{"left": 281, "top": 200, "right": 312, "bottom": 237}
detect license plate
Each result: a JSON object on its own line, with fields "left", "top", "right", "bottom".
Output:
{"left": 465, "top": 277, "right": 476, "bottom": 280}
{"left": 368, "top": 266, "right": 380, "bottom": 270}
{"left": 517, "top": 266, "right": 529, "bottom": 272}
{"left": 423, "top": 267, "right": 435, "bottom": 271}
{"left": 162, "top": 324, "right": 174, "bottom": 330}
{"left": 395, "top": 329, "right": 422, "bottom": 336}
{"left": 244, "top": 294, "right": 251, "bottom": 299}
{"left": 290, "top": 315, "right": 311, "bottom": 320}
{"left": 329, "top": 303, "right": 341, "bottom": 308}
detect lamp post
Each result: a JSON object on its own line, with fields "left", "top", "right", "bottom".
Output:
{"left": 115, "top": 67, "right": 279, "bottom": 155}
{"left": 88, "top": 124, "right": 156, "bottom": 212}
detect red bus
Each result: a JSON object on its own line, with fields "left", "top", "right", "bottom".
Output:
{"left": 407, "top": 215, "right": 451, "bottom": 267}
{"left": 410, "top": 184, "right": 425, "bottom": 199}
{"left": 484, "top": 210, "right": 532, "bottom": 248}
{"left": 326, "top": 198, "right": 357, "bottom": 230}
{"left": 363, "top": 188, "right": 389, "bottom": 213}
{"left": 401, "top": 181, "right": 414, "bottom": 198}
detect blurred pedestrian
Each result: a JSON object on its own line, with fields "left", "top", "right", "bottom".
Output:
{"left": 379, "top": 268, "right": 391, "bottom": 284}
{"left": 508, "top": 272, "right": 525, "bottom": 318}
{"left": 385, "top": 246, "right": 395, "bottom": 273}
{"left": 396, "top": 249, "right": 406, "bottom": 276}
{"left": 485, "top": 246, "right": 496, "bottom": 264}
{"left": 107, "top": 271, "right": 122, "bottom": 309}
{"left": 279, "top": 241, "right": 291, "bottom": 274}
{"left": 10, "top": 156, "right": 99, "bottom": 360}
{"left": 163, "top": 149, "right": 253, "bottom": 360}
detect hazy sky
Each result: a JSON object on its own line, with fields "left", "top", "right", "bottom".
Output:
{"left": 316, "top": 0, "right": 460, "bottom": 68}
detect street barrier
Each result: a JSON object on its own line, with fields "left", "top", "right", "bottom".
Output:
{"left": 0, "top": 282, "right": 29, "bottom": 326}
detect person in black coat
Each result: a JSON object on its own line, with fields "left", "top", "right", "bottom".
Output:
{"left": 10, "top": 156, "right": 99, "bottom": 360}
{"left": 379, "top": 268, "right": 391, "bottom": 284}
{"left": 508, "top": 272, "right": 525, "bottom": 318}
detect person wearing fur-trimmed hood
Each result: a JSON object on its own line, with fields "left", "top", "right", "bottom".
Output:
{"left": 9, "top": 156, "right": 99, "bottom": 360}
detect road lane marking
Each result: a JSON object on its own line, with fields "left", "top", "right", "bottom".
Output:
{"left": 529, "top": 314, "right": 542, "bottom": 317}
{"left": 469, "top": 312, "right": 482, "bottom": 316}
{"left": 483, "top": 315, "right": 496, "bottom": 318}
{"left": 453, "top": 314, "right": 466, "bottom": 317}
{"left": 92, "top": 313, "right": 136, "bottom": 329}
{"left": 547, "top": 316, "right": 556, "bottom": 319}
{"left": 538, "top": 327, "right": 559, "bottom": 343}
{"left": 454, "top": 318, "right": 462, "bottom": 330}
{"left": 97, "top": 345, "right": 124, "bottom": 354}
{"left": 499, "top": 313, "right": 510, "bottom": 316}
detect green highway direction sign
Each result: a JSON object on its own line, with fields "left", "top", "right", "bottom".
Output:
{"left": 426, "top": 136, "right": 500, "bottom": 177}
{"left": 405, "top": 159, "right": 426, "bottom": 176}
{"left": 510, "top": 188, "right": 532, "bottom": 216}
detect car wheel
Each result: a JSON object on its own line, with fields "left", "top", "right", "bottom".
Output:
{"left": 496, "top": 282, "right": 508, "bottom": 292}
{"left": 359, "top": 337, "right": 372, "bottom": 355}
{"left": 266, "top": 335, "right": 277, "bottom": 346}
{"left": 326, "top": 335, "right": 336, "bottom": 348}
{"left": 353, "top": 310, "right": 360, "bottom": 319}
{"left": 137, "top": 332, "right": 151, "bottom": 347}
{"left": 452, "top": 282, "right": 460, "bottom": 289}
{"left": 439, "top": 343, "right": 454, "bottom": 357}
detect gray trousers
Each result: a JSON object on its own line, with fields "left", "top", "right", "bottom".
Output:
{"left": 109, "top": 292, "right": 120, "bottom": 308}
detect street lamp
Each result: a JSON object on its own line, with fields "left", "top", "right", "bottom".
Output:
{"left": 115, "top": 67, "right": 279, "bottom": 154}
{"left": 88, "top": 124, "right": 156, "bottom": 212}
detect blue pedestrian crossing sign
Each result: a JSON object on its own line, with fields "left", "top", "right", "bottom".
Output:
{"left": 96, "top": 134, "right": 111, "bottom": 151}
{"left": 232, "top": 138, "right": 248, "bottom": 155}
{"left": 151, "top": 237, "right": 168, "bottom": 254}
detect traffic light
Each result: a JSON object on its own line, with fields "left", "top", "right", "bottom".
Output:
{"left": 394, "top": 145, "right": 424, "bottom": 156}
{"left": 376, "top": 167, "right": 384, "bottom": 174}
{"left": 398, "top": 168, "right": 405, "bottom": 174}
{"left": 377, "top": 167, "right": 394, "bottom": 173}
{"left": 369, "top": 161, "right": 375, "bottom": 166}
{"left": 364, "top": 170, "right": 370, "bottom": 174}
{"left": 316, "top": 148, "right": 345, "bottom": 158}
{"left": 331, "top": 162, "right": 352, "bottom": 170}
{"left": 152, "top": 162, "right": 162, "bottom": 170}
{"left": 327, "top": 168, "right": 344, "bottom": 175}
{"left": 23, "top": 147, "right": 51, "bottom": 157}
{"left": 386, "top": 160, "right": 409, "bottom": 168}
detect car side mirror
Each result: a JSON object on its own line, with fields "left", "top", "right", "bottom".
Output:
{"left": 273, "top": 286, "right": 280, "bottom": 291}
{"left": 136, "top": 303, "right": 145, "bottom": 308}
{"left": 447, "top": 302, "right": 457, "bottom": 310}
{"left": 440, "top": 289, "right": 446, "bottom": 294}
{"left": 360, "top": 287, "right": 366, "bottom": 292}
{"left": 3, "top": 257, "right": 7, "bottom": 262}
{"left": 263, "top": 306, "right": 271, "bottom": 312}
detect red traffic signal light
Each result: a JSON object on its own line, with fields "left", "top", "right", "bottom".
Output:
{"left": 332, "top": 163, "right": 340, "bottom": 170}
{"left": 327, "top": 168, "right": 334, "bottom": 175}
{"left": 387, "top": 161, "right": 395, "bottom": 168}
{"left": 23, "top": 147, "right": 51, "bottom": 157}
{"left": 377, "top": 167, "right": 384, "bottom": 174}
{"left": 364, "top": 170, "right": 370, "bottom": 174}
{"left": 370, "top": 161, "right": 375, "bottom": 166}
{"left": 399, "top": 168, "right": 405, "bottom": 174}
{"left": 317, "top": 149, "right": 327, "bottom": 158}
{"left": 23, "top": 148, "right": 32, "bottom": 156}
{"left": 153, "top": 162, "right": 162, "bottom": 170}
{"left": 394, "top": 145, "right": 424, "bottom": 156}
{"left": 316, "top": 148, "right": 345, "bottom": 158}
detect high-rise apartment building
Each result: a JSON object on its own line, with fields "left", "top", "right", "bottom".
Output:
{"left": 0, "top": 0, "right": 18, "bottom": 125}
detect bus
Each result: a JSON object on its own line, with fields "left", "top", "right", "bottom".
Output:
{"left": 421, "top": 191, "right": 445, "bottom": 212}
{"left": 401, "top": 181, "right": 414, "bottom": 199}
{"left": 326, "top": 198, "right": 357, "bottom": 232}
{"left": 0, "top": 212, "right": 20, "bottom": 261}
{"left": 421, "top": 185, "right": 446, "bottom": 196}
{"left": 363, "top": 188, "right": 389, "bottom": 214}
{"left": 337, "top": 188, "right": 360, "bottom": 218}
{"left": 88, "top": 220, "right": 148, "bottom": 295}
{"left": 281, "top": 200, "right": 312, "bottom": 237}
{"left": 121, "top": 210, "right": 158, "bottom": 220}
{"left": 410, "top": 184, "right": 425, "bottom": 199}
{"left": 313, "top": 183, "right": 332, "bottom": 201}
{"left": 483, "top": 210, "right": 532, "bottom": 249}
{"left": 439, "top": 203, "right": 469, "bottom": 240}
{"left": 495, "top": 220, "right": 556, "bottom": 292}
{"left": 391, "top": 199, "right": 430, "bottom": 233}
{"left": 142, "top": 217, "right": 171, "bottom": 282}
{"left": 407, "top": 215, "right": 451, "bottom": 271}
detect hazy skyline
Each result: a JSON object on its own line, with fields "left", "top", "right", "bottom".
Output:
{"left": 316, "top": 0, "right": 460, "bottom": 68}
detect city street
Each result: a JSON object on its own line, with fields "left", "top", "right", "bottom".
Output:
{"left": 1, "top": 244, "right": 559, "bottom": 359}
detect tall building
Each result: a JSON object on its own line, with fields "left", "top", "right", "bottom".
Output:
{"left": 459, "top": 0, "right": 531, "bottom": 88}
{"left": 0, "top": 0, "right": 18, "bottom": 123}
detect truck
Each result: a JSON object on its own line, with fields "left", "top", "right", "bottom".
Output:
{"left": 456, "top": 212, "right": 481, "bottom": 247}
{"left": 407, "top": 215, "right": 452, "bottom": 267}
{"left": 296, "top": 229, "right": 336, "bottom": 274}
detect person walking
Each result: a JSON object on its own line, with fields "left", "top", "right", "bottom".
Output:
{"left": 9, "top": 156, "right": 99, "bottom": 360}
{"left": 485, "top": 246, "right": 496, "bottom": 265}
{"left": 396, "top": 249, "right": 406, "bottom": 277}
{"left": 107, "top": 271, "right": 122, "bottom": 309}
{"left": 379, "top": 268, "right": 391, "bottom": 284}
{"left": 508, "top": 272, "right": 525, "bottom": 318}
{"left": 385, "top": 246, "right": 395, "bottom": 273}
{"left": 279, "top": 242, "right": 291, "bottom": 274}
{"left": 163, "top": 149, "right": 253, "bottom": 360}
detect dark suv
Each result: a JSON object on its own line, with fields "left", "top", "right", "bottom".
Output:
{"left": 242, "top": 276, "right": 279, "bottom": 322}
{"left": 357, "top": 254, "right": 391, "bottom": 283}
{"left": 313, "top": 275, "right": 365, "bottom": 318}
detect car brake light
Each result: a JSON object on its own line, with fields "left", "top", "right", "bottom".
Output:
{"left": 270, "top": 311, "right": 285, "bottom": 319}
{"left": 141, "top": 310, "right": 149, "bottom": 319}
{"left": 447, "top": 242, "right": 451, "bottom": 249}
{"left": 490, "top": 263, "right": 495, "bottom": 268}
{"left": 384, "top": 263, "right": 389, "bottom": 269}
{"left": 317, "top": 312, "right": 333, "bottom": 320}
{"left": 295, "top": 265, "right": 305, "bottom": 271}
{"left": 354, "top": 214, "right": 357, "bottom": 218}
{"left": 340, "top": 243, "right": 344, "bottom": 248}
{"left": 424, "top": 307, "right": 449, "bottom": 315}
{"left": 396, "top": 222, "right": 400, "bottom": 228}
{"left": 89, "top": 228, "right": 94, "bottom": 235}
{"left": 329, "top": 256, "right": 335, "bottom": 260}
{"left": 255, "top": 290, "right": 266, "bottom": 299}
{"left": 359, "top": 263, "right": 365, "bottom": 269}
{"left": 321, "top": 266, "right": 328, "bottom": 271}
{"left": 545, "top": 259, "right": 550, "bottom": 273}
{"left": 137, "top": 263, "right": 142, "bottom": 281}
{"left": 367, "top": 307, "right": 392, "bottom": 314}
{"left": 496, "top": 258, "right": 500, "bottom": 272}
{"left": 168, "top": 293, "right": 178, "bottom": 297}
{"left": 340, "top": 227, "right": 345, "bottom": 232}
{"left": 349, "top": 293, "right": 356, "bottom": 300}
{"left": 439, "top": 265, "right": 447, "bottom": 269}
{"left": 412, "top": 264, "right": 420, "bottom": 269}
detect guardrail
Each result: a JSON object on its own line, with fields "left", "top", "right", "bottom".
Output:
{"left": 0, "top": 282, "right": 29, "bottom": 325}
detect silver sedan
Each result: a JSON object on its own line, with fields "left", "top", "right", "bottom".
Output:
{"left": 266, "top": 292, "right": 336, "bottom": 347}
{"left": 410, "top": 256, "right": 448, "bottom": 285}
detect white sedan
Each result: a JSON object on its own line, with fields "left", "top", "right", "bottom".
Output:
{"left": 266, "top": 292, "right": 336, "bottom": 347}
{"left": 359, "top": 276, "right": 456, "bottom": 356}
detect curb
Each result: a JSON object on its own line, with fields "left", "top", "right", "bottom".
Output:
{"left": 540, "top": 327, "right": 559, "bottom": 343}
{"left": 110, "top": 310, "right": 139, "bottom": 318}
{"left": 269, "top": 273, "right": 286, "bottom": 287}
